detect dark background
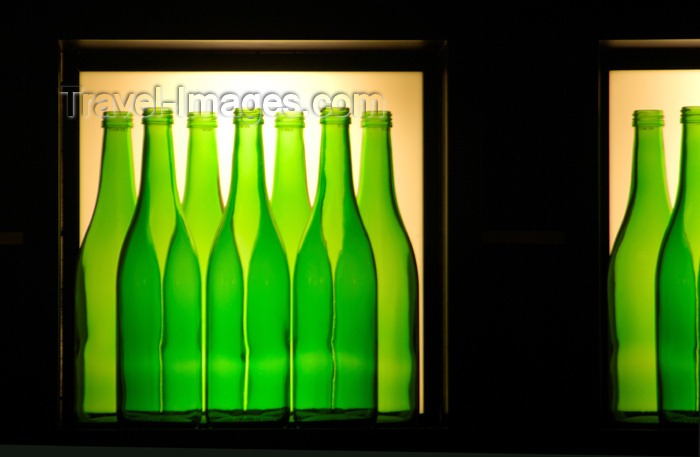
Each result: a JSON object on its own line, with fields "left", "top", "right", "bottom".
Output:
{"left": 1, "top": 1, "right": 699, "bottom": 455}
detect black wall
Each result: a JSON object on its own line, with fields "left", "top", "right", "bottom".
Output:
{"left": 1, "top": 2, "right": 699, "bottom": 455}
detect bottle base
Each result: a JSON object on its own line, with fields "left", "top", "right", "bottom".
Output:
{"left": 612, "top": 411, "right": 658, "bottom": 424}
{"left": 77, "top": 412, "right": 117, "bottom": 424}
{"left": 377, "top": 410, "right": 415, "bottom": 423}
{"left": 118, "top": 410, "right": 203, "bottom": 427}
{"left": 293, "top": 408, "right": 375, "bottom": 425}
{"left": 661, "top": 410, "right": 698, "bottom": 425}
{"left": 207, "top": 408, "right": 289, "bottom": 425}
{"left": 160, "top": 410, "right": 203, "bottom": 425}
{"left": 118, "top": 410, "right": 164, "bottom": 426}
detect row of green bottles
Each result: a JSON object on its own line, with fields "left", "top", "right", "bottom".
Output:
{"left": 75, "top": 106, "right": 418, "bottom": 425}
{"left": 608, "top": 107, "right": 700, "bottom": 425}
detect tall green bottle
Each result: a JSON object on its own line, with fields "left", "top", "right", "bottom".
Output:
{"left": 75, "top": 111, "right": 136, "bottom": 422}
{"left": 117, "top": 107, "right": 202, "bottom": 424}
{"left": 608, "top": 110, "right": 671, "bottom": 423}
{"left": 656, "top": 106, "right": 700, "bottom": 424}
{"left": 357, "top": 111, "right": 418, "bottom": 423}
{"left": 182, "top": 112, "right": 224, "bottom": 416}
{"left": 206, "top": 108, "right": 290, "bottom": 423}
{"left": 293, "top": 107, "right": 377, "bottom": 423}
{"left": 270, "top": 111, "right": 311, "bottom": 414}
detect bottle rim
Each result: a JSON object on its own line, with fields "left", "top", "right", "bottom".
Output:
{"left": 275, "top": 110, "right": 305, "bottom": 128}
{"left": 632, "top": 109, "right": 664, "bottom": 127}
{"left": 234, "top": 108, "right": 263, "bottom": 125}
{"left": 320, "top": 107, "right": 351, "bottom": 125}
{"left": 681, "top": 106, "right": 700, "bottom": 124}
{"left": 188, "top": 111, "right": 218, "bottom": 128}
{"left": 101, "top": 111, "right": 133, "bottom": 128}
{"left": 362, "top": 110, "right": 392, "bottom": 128}
{"left": 102, "top": 111, "right": 132, "bottom": 118}
{"left": 142, "top": 107, "right": 173, "bottom": 124}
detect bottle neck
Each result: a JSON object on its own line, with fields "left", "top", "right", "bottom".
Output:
{"left": 230, "top": 123, "right": 267, "bottom": 200}
{"left": 630, "top": 124, "right": 668, "bottom": 206}
{"left": 139, "top": 122, "right": 179, "bottom": 207}
{"left": 317, "top": 123, "right": 354, "bottom": 205}
{"left": 94, "top": 126, "right": 135, "bottom": 215}
{"left": 229, "top": 119, "right": 274, "bottom": 275}
{"left": 676, "top": 122, "right": 700, "bottom": 209}
{"left": 272, "top": 126, "right": 309, "bottom": 205}
{"left": 183, "top": 126, "right": 222, "bottom": 211}
{"left": 357, "top": 125, "right": 397, "bottom": 210}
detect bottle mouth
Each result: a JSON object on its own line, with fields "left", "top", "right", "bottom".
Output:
{"left": 101, "top": 111, "right": 133, "bottom": 128}
{"left": 142, "top": 107, "right": 173, "bottom": 124}
{"left": 320, "top": 107, "right": 351, "bottom": 124}
{"left": 234, "top": 108, "right": 263, "bottom": 125}
{"left": 681, "top": 106, "right": 700, "bottom": 124}
{"left": 188, "top": 111, "right": 218, "bottom": 128}
{"left": 632, "top": 110, "right": 664, "bottom": 127}
{"left": 275, "top": 111, "right": 305, "bottom": 128}
{"left": 362, "top": 110, "right": 392, "bottom": 127}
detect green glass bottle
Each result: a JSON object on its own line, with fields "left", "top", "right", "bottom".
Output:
{"left": 75, "top": 111, "right": 136, "bottom": 422}
{"left": 162, "top": 201, "right": 202, "bottom": 424}
{"left": 656, "top": 106, "right": 700, "bottom": 424}
{"left": 293, "top": 107, "right": 377, "bottom": 424}
{"left": 206, "top": 108, "right": 290, "bottom": 423}
{"left": 118, "top": 107, "right": 201, "bottom": 423}
{"left": 182, "top": 112, "right": 223, "bottom": 417}
{"left": 270, "top": 111, "right": 311, "bottom": 414}
{"left": 608, "top": 110, "right": 671, "bottom": 423}
{"left": 357, "top": 111, "right": 418, "bottom": 423}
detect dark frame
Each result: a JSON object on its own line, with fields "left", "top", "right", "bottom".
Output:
{"left": 56, "top": 39, "right": 452, "bottom": 451}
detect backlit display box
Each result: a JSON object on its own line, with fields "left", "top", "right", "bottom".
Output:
{"left": 58, "top": 39, "right": 449, "bottom": 446}
{"left": 601, "top": 39, "right": 700, "bottom": 428}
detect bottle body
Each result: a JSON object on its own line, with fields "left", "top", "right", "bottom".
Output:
{"left": 206, "top": 108, "right": 290, "bottom": 423}
{"left": 270, "top": 111, "right": 311, "bottom": 414}
{"left": 162, "top": 215, "right": 202, "bottom": 423}
{"left": 182, "top": 112, "right": 224, "bottom": 416}
{"left": 293, "top": 107, "right": 377, "bottom": 423}
{"left": 656, "top": 106, "right": 700, "bottom": 424}
{"left": 75, "top": 112, "right": 136, "bottom": 422}
{"left": 117, "top": 108, "right": 202, "bottom": 424}
{"left": 357, "top": 111, "right": 418, "bottom": 422}
{"left": 608, "top": 110, "right": 670, "bottom": 422}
